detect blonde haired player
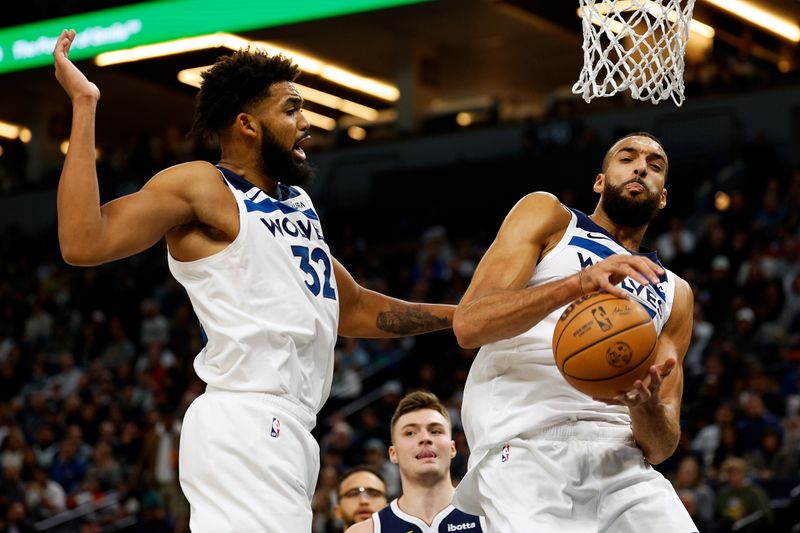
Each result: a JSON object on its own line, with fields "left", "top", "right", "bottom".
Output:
{"left": 452, "top": 133, "right": 697, "bottom": 532}
{"left": 347, "top": 391, "right": 486, "bottom": 533}
{"left": 53, "top": 30, "right": 454, "bottom": 533}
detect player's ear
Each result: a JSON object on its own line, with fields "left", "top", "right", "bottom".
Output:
{"left": 333, "top": 504, "right": 342, "bottom": 520}
{"left": 450, "top": 440, "right": 456, "bottom": 459}
{"left": 593, "top": 173, "right": 604, "bottom": 194}
{"left": 235, "top": 112, "right": 257, "bottom": 137}
{"left": 388, "top": 445, "right": 398, "bottom": 464}
{"left": 659, "top": 187, "right": 668, "bottom": 210}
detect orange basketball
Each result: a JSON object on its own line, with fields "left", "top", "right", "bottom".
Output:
{"left": 552, "top": 291, "right": 658, "bottom": 399}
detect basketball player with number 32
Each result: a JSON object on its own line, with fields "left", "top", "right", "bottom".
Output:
{"left": 452, "top": 133, "right": 697, "bottom": 532}
{"left": 52, "top": 30, "right": 455, "bottom": 533}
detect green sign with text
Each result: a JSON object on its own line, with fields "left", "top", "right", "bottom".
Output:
{"left": 0, "top": 0, "right": 430, "bottom": 74}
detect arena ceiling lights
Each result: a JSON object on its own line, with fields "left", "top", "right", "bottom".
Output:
{"left": 96, "top": 32, "right": 400, "bottom": 103}
{"left": 702, "top": 0, "right": 800, "bottom": 42}
{"left": 102, "top": 31, "right": 392, "bottom": 131}
{"left": 0, "top": 120, "right": 31, "bottom": 142}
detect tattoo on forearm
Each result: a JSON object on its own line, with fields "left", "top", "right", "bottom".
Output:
{"left": 376, "top": 304, "right": 451, "bottom": 335}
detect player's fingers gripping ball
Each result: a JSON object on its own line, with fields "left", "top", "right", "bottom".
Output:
{"left": 553, "top": 291, "right": 657, "bottom": 399}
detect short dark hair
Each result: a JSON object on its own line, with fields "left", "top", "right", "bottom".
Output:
{"left": 337, "top": 465, "right": 386, "bottom": 496}
{"left": 601, "top": 131, "right": 668, "bottom": 178}
{"left": 390, "top": 391, "right": 451, "bottom": 442}
{"left": 190, "top": 48, "right": 300, "bottom": 140}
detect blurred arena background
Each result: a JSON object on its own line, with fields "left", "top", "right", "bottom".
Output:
{"left": 0, "top": 0, "right": 798, "bottom": 531}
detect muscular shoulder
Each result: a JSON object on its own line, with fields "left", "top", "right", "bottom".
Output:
{"left": 143, "top": 161, "right": 223, "bottom": 196}
{"left": 671, "top": 274, "right": 693, "bottom": 311}
{"left": 502, "top": 191, "right": 571, "bottom": 244}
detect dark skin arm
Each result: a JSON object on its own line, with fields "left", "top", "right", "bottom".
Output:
{"left": 607, "top": 277, "right": 694, "bottom": 464}
{"left": 333, "top": 258, "right": 454, "bottom": 337}
{"left": 453, "top": 192, "right": 665, "bottom": 349}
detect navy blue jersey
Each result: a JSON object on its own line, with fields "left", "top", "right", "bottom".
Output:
{"left": 372, "top": 499, "right": 485, "bottom": 532}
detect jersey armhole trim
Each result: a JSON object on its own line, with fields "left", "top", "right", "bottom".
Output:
{"left": 536, "top": 208, "right": 577, "bottom": 271}
{"left": 167, "top": 170, "right": 248, "bottom": 269}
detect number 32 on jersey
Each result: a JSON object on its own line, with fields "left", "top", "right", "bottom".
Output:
{"left": 291, "top": 245, "right": 337, "bottom": 300}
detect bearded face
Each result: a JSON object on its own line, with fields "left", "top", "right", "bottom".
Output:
{"left": 600, "top": 177, "right": 663, "bottom": 227}
{"left": 259, "top": 120, "right": 315, "bottom": 189}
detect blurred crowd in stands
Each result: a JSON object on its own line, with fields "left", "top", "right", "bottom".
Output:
{"left": 1, "top": 88, "right": 799, "bottom": 532}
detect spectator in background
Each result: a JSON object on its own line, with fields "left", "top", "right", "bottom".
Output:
{"left": 0, "top": 425, "right": 26, "bottom": 473}
{"left": 737, "top": 393, "right": 782, "bottom": 453}
{"left": 329, "top": 351, "right": 363, "bottom": 402}
{"left": 672, "top": 455, "right": 715, "bottom": 528}
{"left": 0, "top": 464, "right": 26, "bottom": 513}
{"left": 715, "top": 457, "right": 774, "bottom": 532}
{"left": 322, "top": 420, "right": 361, "bottom": 470}
{"left": 99, "top": 316, "right": 135, "bottom": 371}
{"left": 655, "top": 216, "right": 696, "bottom": 272}
{"left": 85, "top": 442, "right": 122, "bottom": 492}
{"left": 140, "top": 299, "right": 169, "bottom": 347}
{"left": 676, "top": 490, "right": 711, "bottom": 533}
{"left": 49, "top": 437, "right": 87, "bottom": 493}
{"left": 747, "top": 427, "right": 798, "bottom": 480}
{"left": 334, "top": 466, "right": 388, "bottom": 530}
{"left": 31, "top": 424, "right": 58, "bottom": 470}
{"left": 713, "top": 425, "right": 746, "bottom": 478}
{"left": 25, "top": 465, "right": 67, "bottom": 520}
{"left": 312, "top": 465, "right": 340, "bottom": 533}
{"left": 2, "top": 501, "right": 35, "bottom": 533}
{"left": 362, "top": 439, "right": 401, "bottom": 501}
{"left": 134, "top": 407, "right": 188, "bottom": 533}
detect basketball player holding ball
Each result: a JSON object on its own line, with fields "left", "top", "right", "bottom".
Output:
{"left": 452, "top": 132, "right": 697, "bottom": 532}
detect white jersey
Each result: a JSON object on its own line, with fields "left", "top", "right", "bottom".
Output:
{"left": 168, "top": 166, "right": 339, "bottom": 416}
{"left": 461, "top": 206, "right": 676, "bottom": 453}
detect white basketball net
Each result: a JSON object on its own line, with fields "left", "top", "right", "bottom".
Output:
{"left": 572, "top": 0, "right": 697, "bottom": 106}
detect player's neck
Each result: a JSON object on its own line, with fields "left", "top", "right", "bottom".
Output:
{"left": 588, "top": 210, "right": 648, "bottom": 252}
{"left": 397, "top": 476, "right": 455, "bottom": 526}
{"left": 217, "top": 158, "right": 279, "bottom": 197}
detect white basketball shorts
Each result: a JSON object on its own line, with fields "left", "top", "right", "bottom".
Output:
{"left": 179, "top": 387, "right": 320, "bottom": 533}
{"left": 453, "top": 421, "right": 698, "bottom": 533}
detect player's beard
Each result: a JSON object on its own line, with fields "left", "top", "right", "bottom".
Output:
{"left": 601, "top": 179, "right": 662, "bottom": 228}
{"left": 259, "top": 122, "right": 315, "bottom": 188}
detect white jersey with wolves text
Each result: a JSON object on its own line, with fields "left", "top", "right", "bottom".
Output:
{"left": 460, "top": 205, "right": 676, "bottom": 453}
{"left": 168, "top": 166, "right": 339, "bottom": 417}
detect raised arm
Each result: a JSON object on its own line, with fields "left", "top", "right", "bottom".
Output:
{"left": 624, "top": 277, "right": 693, "bottom": 464}
{"left": 53, "top": 29, "right": 199, "bottom": 266}
{"left": 454, "top": 192, "right": 665, "bottom": 349}
{"left": 453, "top": 192, "right": 588, "bottom": 348}
{"left": 333, "top": 258, "right": 454, "bottom": 338}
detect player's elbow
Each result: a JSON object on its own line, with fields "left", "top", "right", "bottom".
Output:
{"left": 453, "top": 310, "right": 480, "bottom": 349}
{"left": 59, "top": 237, "right": 103, "bottom": 267}
{"left": 643, "top": 432, "right": 680, "bottom": 465}
{"left": 61, "top": 249, "right": 98, "bottom": 267}
{"left": 645, "top": 449, "right": 672, "bottom": 465}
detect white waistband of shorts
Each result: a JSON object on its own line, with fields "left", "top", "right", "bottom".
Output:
{"left": 527, "top": 420, "right": 634, "bottom": 442}
{"left": 204, "top": 385, "right": 316, "bottom": 431}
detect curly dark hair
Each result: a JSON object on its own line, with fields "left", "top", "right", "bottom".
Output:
{"left": 189, "top": 48, "right": 300, "bottom": 140}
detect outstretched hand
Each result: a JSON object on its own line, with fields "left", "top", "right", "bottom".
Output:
{"left": 579, "top": 254, "right": 663, "bottom": 300}
{"left": 53, "top": 29, "right": 100, "bottom": 102}
{"left": 598, "top": 357, "right": 677, "bottom": 407}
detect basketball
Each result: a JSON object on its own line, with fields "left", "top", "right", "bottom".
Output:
{"left": 552, "top": 291, "right": 658, "bottom": 399}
